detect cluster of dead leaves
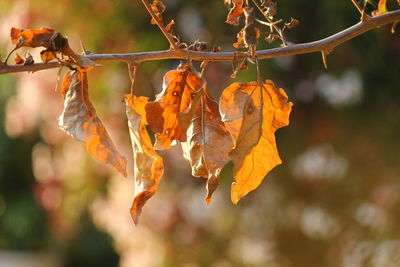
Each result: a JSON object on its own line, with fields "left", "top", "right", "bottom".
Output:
{"left": 57, "top": 62, "right": 292, "bottom": 224}
{"left": 129, "top": 63, "right": 292, "bottom": 223}
{"left": 3, "top": 26, "right": 292, "bottom": 224}
{"left": 5, "top": 27, "right": 96, "bottom": 69}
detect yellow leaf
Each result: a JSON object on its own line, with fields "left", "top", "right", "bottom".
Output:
{"left": 125, "top": 95, "right": 164, "bottom": 225}
{"left": 220, "top": 80, "right": 293, "bottom": 203}
{"left": 372, "top": 0, "right": 388, "bottom": 16}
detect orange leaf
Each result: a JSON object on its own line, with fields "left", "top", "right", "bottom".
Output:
{"left": 58, "top": 70, "right": 127, "bottom": 177}
{"left": 14, "top": 53, "right": 24, "bottom": 65}
{"left": 180, "top": 88, "right": 233, "bottom": 203}
{"left": 145, "top": 64, "right": 206, "bottom": 150}
{"left": 10, "top": 27, "right": 55, "bottom": 48}
{"left": 372, "top": 0, "right": 388, "bottom": 16}
{"left": 220, "top": 80, "right": 293, "bottom": 203}
{"left": 150, "top": 0, "right": 166, "bottom": 24}
{"left": 8, "top": 27, "right": 96, "bottom": 70}
{"left": 226, "top": 0, "right": 244, "bottom": 26}
{"left": 40, "top": 50, "right": 56, "bottom": 63}
{"left": 125, "top": 95, "right": 164, "bottom": 225}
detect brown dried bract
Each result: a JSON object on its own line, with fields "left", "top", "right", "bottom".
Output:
{"left": 220, "top": 80, "right": 292, "bottom": 203}
{"left": 125, "top": 95, "right": 164, "bottom": 225}
{"left": 58, "top": 70, "right": 127, "bottom": 177}
{"left": 145, "top": 64, "right": 206, "bottom": 150}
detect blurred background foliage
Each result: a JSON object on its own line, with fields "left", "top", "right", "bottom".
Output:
{"left": 0, "top": 0, "right": 400, "bottom": 266}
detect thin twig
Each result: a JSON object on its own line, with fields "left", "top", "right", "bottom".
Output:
{"left": 1, "top": 10, "right": 400, "bottom": 75}
{"left": 351, "top": 0, "right": 365, "bottom": 14}
{"left": 140, "top": 0, "right": 179, "bottom": 50}
{"left": 251, "top": 0, "right": 288, "bottom": 45}
{"left": 351, "top": 0, "right": 370, "bottom": 21}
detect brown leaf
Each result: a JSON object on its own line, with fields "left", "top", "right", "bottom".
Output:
{"left": 125, "top": 94, "right": 164, "bottom": 225}
{"left": 10, "top": 27, "right": 55, "bottom": 48}
{"left": 58, "top": 70, "right": 127, "bottom": 177}
{"left": 226, "top": 0, "right": 244, "bottom": 26}
{"left": 372, "top": 0, "right": 388, "bottom": 16}
{"left": 231, "top": 51, "right": 248, "bottom": 78}
{"left": 220, "top": 80, "right": 293, "bottom": 203}
{"left": 243, "top": 7, "right": 260, "bottom": 60}
{"left": 40, "top": 49, "right": 56, "bottom": 63}
{"left": 233, "top": 28, "right": 245, "bottom": 48}
{"left": 14, "top": 53, "right": 24, "bottom": 65}
{"left": 8, "top": 27, "right": 96, "bottom": 70}
{"left": 145, "top": 64, "right": 206, "bottom": 150}
{"left": 180, "top": 88, "right": 233, "bottom": 203}
{"left": 150, "top": 0, "right": 166, "bottom": 24}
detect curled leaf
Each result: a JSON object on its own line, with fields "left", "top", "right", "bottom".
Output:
{"left": 372, "top": 0, "right": 388, "bottom": 16}
{"left": 40, "top": 49, "right": 56, "bottom": 63}
{"left": 180, "top": 88, "right": 233, "bottom": 203}
{"left": 14, "top": 53, "right": 24, "bottom": 65}
{"left": 231, "top": 51, "right": 248, "bottom": 78}
{"left": 7, "top": 27, "right": 96, "bottom": 70}
{"left": 150, "top": 0, "right": 166, "bottom": 24}
{"left": 58, "top": 70, "right": 127, "bottom": 177}
{"left": 220, "top": 80, "right": 293, "bottom": 203}
{"left": 125, "top": 95, "right": 164, "bottom": 225}
{"left": 145, "top": 64, "right": 206, "bottom": 150}
{"left": 10, "top": 27, "right": 56, "bottom": 48}
{"left": 226, "top": 0, "right": 244, "bottom": 26}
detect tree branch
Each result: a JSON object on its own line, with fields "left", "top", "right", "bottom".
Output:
{"left": 1, "top": 10, "right": 399, "bottom": 75}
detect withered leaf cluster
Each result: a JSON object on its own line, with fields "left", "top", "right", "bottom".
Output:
{"left": 128, "top": 63, "right": 292, "bottom": 223}
{"left": 4, "top": 22, "right": 292, "bottom": 225}
{"left": 6, "top": 27, "right": 96, "bottom": 69}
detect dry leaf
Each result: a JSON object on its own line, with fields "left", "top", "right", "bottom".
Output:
{"left": 14, "top": 53, "right": 24, "bottom": 65}
{"left": 220, "top": 80, "right": 293, "bottom": 203}
{"left": 125, "top": 94, "right": 164, "bottom": 225}
{"left": 146, "top": 64, "right": 206, "bottom": 150}
{"left": 8, "top": 27, "right": 96, "bottom": 70}
{"left": 10, "top": 27, "right": 56, "bottom": 48}
{"left": 243, "top": 7, "right": 260, "bottom": 60}
{"left": 372, "top": 0, "right": 388, "bottom": 16}
{"left": 58, "top": 70, "right": 127, "bottom": 177}
{"left": 180, "top": 88, "right": 233, "bottom": 203}
{"left": 40, "top": 50, "right": 56, "bottom": 63}
{"left": 151, "top": 0, "right": 166, "bottom": 24}
{"left": 226, "top": 0, "right": 244, "bottom": 26}
{"left": 231, "top": 51, "right": 248, "bottom": 78}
